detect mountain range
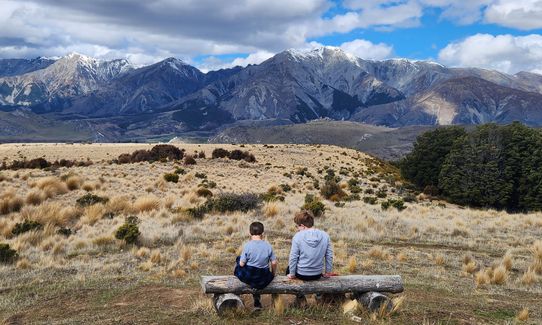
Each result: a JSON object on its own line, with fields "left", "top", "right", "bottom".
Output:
{"left": 1, "top": 47, "right": 542, "bottom": 142}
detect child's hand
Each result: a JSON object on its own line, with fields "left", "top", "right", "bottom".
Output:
{"left": 287, "top": 274, "right": 296, "bottom": 280}
{"left": 322, "top": 272, "right": 336, "bottom": 278}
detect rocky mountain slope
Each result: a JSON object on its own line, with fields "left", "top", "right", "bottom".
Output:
{"left": 1, "top": 47, "right": 542, "bottom": 142}
{"left": 0, "top": 53, "right": 132, "bottom": 112}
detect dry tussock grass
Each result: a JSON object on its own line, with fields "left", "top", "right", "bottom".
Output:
{"left": 491, "top": 265, "right": 508, "bottom": 285}
{"left": 134, "top": 195, "right": 161, "bottom": 213}
{"left": 263, "top": 202, "right": 280, "bottom": 218}
{"left": 0, "top": 192, "right": 24, "bottom": 215}
{"left": 517, "top": 308, "right": 529, "bottom": 322}
{"left": 20, "top": 202, "right": 79, "bottom": 227}
{"left": 25, "top": 189, "right": 46, "bottom": 206}
{"left": 80, "top": 204, "right": 106, "bottom": 226}
{"left": 65, "top": 175, "right": 83, "bottom": 190}
{"left": 34, "top": 177, "right": 68, "bottom": 197}
{"left": 105, "top": 196, "right": 132, "bottom": 215}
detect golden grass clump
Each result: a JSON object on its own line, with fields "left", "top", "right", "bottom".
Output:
{"left": 520, "top": 268, "right": 537, "bottom": 286}
{"left": 105, "top": 196, "right": 132, "bottom": 215}
{"left": 80, "top": 204, "right": 106, "bottom": 226}
{"left": 0, "top": 190, "right": 24, "bottom": 215}
{"left": 180, "top": 246, "right": 192, "bottom": 262}
{"left": 396, "top": 252, "right": 407, "bottom": 262}
{"left": 150, "top": 249, "right": 163, "bottom": 264}
{"left": 134, "top": 195, "right": 161, "bottom": 213}
{"left": 135, "top": 247, "right": 150, "bottom": 258}
{"left": 34, "top": 177, "right": 68, "bottom": 197}
{"left": 530, "top": 240, "right": 542, "bottom": 263}
{"left": 92, "top": 235, "right": 116, "bottom": 247}
{"left": 368, "top": 246, "right": 388, "bottom": 260}
{"left": 462, "top": 260, "right": 478, "bottom": 275}
{"left": 20, "top": 202, "right": 79, "bottom": 227}
{"left": 273, "top": 295, "right": 285, "bottom": 315}
{"left": 347, "top": 256, "right": 357, "bottom": 273}
{"left": 434, "top": 254, "right": 446, "bottom": 266}
{"left": 475, "top": 270, "right": 490, "bottom": 288}
{"left": 263, "top": 202, "right": 279, "bottom": 218}
{"left": 65, "top": 175, "right": 83, "bottom": 190}
{"left": 517, "top": 308, "right": 529, "bottom": 322}
{"left": 491, "top": 265, "right": 508, "bottom": 285}
{"left": 25, "top": 189, "right": 46, "bottom": 206}
{"left": 502, "top": 251, "right": 513, "bottom": 271}
{"left": 16, "top": 258, "right": 31, "bottom": 270}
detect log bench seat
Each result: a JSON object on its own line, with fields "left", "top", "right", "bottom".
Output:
{"left": 201, "top": 275, "right": 404, "bottom": 314}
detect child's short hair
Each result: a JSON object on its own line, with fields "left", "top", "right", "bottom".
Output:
{"left": 250, "top": 221, "right": 264, "bottom": 235}
{"left": 294, "top": 210, "right": 314, "bottom": 228}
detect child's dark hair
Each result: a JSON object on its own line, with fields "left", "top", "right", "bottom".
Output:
{"left": 250, "top": 221, "right": 264, "bottom": 236}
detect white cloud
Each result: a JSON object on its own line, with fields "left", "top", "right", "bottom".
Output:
{"left": 438, "top": 33, "right": 542, "bottom": 74}
{"left": 339, "top": 39, "right": 393, "bottom": 60}
{"left": 198, "top": 51, "right": 275, "bottom": 73}
{"left": 485, "top": 0, "right": 542, "bottom": 30}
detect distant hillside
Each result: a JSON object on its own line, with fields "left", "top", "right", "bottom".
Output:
{"left": 210, "top": 119, "right": 437, "bottom": 160}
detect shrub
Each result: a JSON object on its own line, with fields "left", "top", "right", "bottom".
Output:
{"left": 115, "top": 222, "right": 140, "bottom": 244}
{"left": 208, "top": 193, "right": 261, "bottom": 213}
{"left": 363, "top": 196, "right": 378, "bottom": 205}
{"left": 184, "top": 155, "right": 197, "bottom": 165}
{"left": 117, "top": 145, "right": 183, "bottom": 164}
{"left": 164, "top": 173, "right": 179, "bottom": 183}
{"left": 302, "top": 194, "right": 325, "bottom": 217}
{"left": 187, "top": 204, "right": 209, "bottom": 219}
{"left": 229, "top": 150, "right": 256, "bottom": 162}
{"left": 57, "top": 227, "right": 72, "bottom": 237}
{"left": 279, "top": 184, "right": 292, "bottom": 192}
{"left": 376, "top": 189, "right": 387, "bottom": 198}
{"left": 76, "top": 193, "right": 109, "bottom": 207}
{"left": 117, "top": 153, "right": 132, "bottom": 164}
{"left": 197, "top": 151, "right": 206, "bottom": 159}
{"left": 349, "top": 185, "right": 362, "bottom": 194}
{"left": 12, "top": 220, "right": 43, "bottom": 236}
{"left": 175, "top": 167, "right": 186, "bottom": 175}
{"left": 195, "top": 172, "right": 207, "bottom": 179}
{"left": 381, "top": 199, "right": 406, "bottom": 211}
{"left": 0, "top": 243, "right": 17, "bottom": 264}
{"left": 320, "top": 180, "right": 346, "bottom": 200}
{"left": 150, "top": 144, "right": 184, "bottom": 161}
{"left": 212, "top": 148, "right": 230, "bottom": 159}
{"left": 346, "top": 193, "right": 361, "bottom": 201}
{"left": 196, "top": 188, "right": 213, "bottom": 198}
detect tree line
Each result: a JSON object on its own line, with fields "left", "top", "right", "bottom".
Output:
{"left": 400, "top": 122, "right": 542, "bottom": 212}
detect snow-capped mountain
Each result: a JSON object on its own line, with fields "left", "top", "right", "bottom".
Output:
{"left": 2, "top": 46, "right": 542, "bottom": 142}
{"left": 0, "top": 52, "right": 133, "bottom": 111}
{"left": 65, "top": 57, "right": 206, "bottom": 116}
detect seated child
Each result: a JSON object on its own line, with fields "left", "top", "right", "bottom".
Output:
{"left": 234, "top": 221, "right": 277, "bottom": 309}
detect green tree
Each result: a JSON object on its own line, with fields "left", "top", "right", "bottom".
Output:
{"left": 438, "top": 124, "right": 512, "bottom": 208}
{"left": 400, "top": 126, "right": 467, "bottom": 189}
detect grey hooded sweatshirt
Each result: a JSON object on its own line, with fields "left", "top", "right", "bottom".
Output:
{"left": 288, "top": 228, "right": 333, "bottom": 276}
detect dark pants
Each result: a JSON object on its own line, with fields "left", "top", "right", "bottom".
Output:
{"left": 285, "top": 266, "right": 322, "bottom": 281}
{"left": 234, "top": 256, "right": 273, "bottom": 307}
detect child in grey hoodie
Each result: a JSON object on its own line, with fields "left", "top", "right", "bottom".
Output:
{"left": 287, "top": 211, "right": 333, "bottom": 304}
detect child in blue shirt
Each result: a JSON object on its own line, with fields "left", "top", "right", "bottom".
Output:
{"left": 234, "top": 221, "right": 277, "bottom": 310}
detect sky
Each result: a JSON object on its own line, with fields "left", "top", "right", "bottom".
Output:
{"left": 1, "top": 0, "right": 542, "bottom": 74}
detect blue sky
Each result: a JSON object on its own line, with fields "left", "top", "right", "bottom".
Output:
{"left": 2, "top": 0, "right": 542, "bottom": 74}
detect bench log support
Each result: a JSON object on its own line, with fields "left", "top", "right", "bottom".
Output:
{"left": 354, "top": 291, "right": 392, "bottom": 312}
{"left": 213, "top": 293, "right": 244, "bottom": 314}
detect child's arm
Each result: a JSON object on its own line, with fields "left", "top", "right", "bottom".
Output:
{"left": 270, "top": 247, "right": 277, "bottom": 275}
{"left": 271, "top": 260, "right": 277, "bottom": 275}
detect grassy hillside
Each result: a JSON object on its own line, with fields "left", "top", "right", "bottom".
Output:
{"left": 0, "top": 143, "right": 540, "bottom": 324}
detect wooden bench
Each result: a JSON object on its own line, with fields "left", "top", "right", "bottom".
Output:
{"left": 201, "top": 275, "right": 404, "bottom": 314}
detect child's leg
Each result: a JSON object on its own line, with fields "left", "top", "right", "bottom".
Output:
{"left": 253, "top": 293, "right": 262, "bottom": 309}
